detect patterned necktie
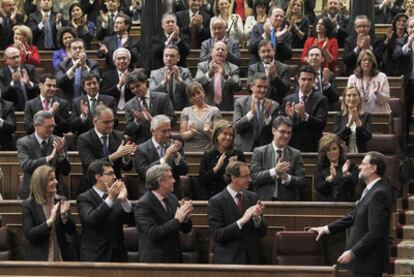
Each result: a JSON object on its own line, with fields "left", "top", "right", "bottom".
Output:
{"left": 44, "top": 98, "right": 49, "bottom": 111}
{"left": 236, "top": 193, "right": 243, "bottom": 212}
{"left": 101, "top": 135, "right": 110, "bottom": 157}
{"left": 44, "top": 14, "right": 54, "bottom": 49}
{"left": 74, "top": 67, "right": 82, "bottom": 97}
{"left": 213, "top": 72, "right": 222, "bottom": 105}
{"left": 270, "top": 29, "right": 278, "bottom": 49}
{"left": 118, "top": 73, "right": 126, "bottom": 110}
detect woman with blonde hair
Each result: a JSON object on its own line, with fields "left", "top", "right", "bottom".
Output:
{"left": 315, "top": 133, "right": 358, "bottom": 201}
{"left": 333, "top": 86, "right": 372, "bottom": 153}
{"left": 285, "top": 0, "right": 309, "bottom": 48}
{"left": 21, "top": 165, "right": 76, "bottom": 261}
{"left": 213, "top": 0, "right": 244, "bottom": 42}
{"left": 11, "top": 25, "right": 40, "bottom": 66}
{"left": 199, "top": 119, "right": 245, "bottom": 199}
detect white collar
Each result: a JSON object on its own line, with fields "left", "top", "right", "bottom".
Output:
{"left": 272, "top": 141, "right": 285, "bottom": 152}
{"left": 93, "top": 186, "right": 106, "bottom": 198}
{"left": 365, "top": 177, "right": 381, "bottom": 191}
{"left": 94, "top": 128, "right": 106, "bottom": 140}
{"left": 152, "top": 137, "right": 162, "bottom": 149}
{"left": 34, "top": 132, "right": 49, "bottom": 145}
{"left": 298, "top": 90, "right": 312, "bottom": 101}
{"left": 226, "top": 185, "right": 241, "bottom": 199}
{"left": 87, "top": 94, "right": 99, "bottom": 102}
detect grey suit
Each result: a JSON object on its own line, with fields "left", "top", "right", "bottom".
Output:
{"left": 233, "top": 95, "right": 281, "bottom": 152}
{"left": 16, "top": 134, "right": 70, "bottom": 199}
{"left": 200, "top": 38, "right": 241, "bottom": 66}
{"left": 149, "top": 67, "right": 193, "bottom": 110}
{"left": 195, "top": 61, "right": 241, "bottom": 111}
{"left": 247, "top": 61, "right": 291, "bottom": 104}
{"left": 250, "top": 143, "right": 306, "bottom": 201}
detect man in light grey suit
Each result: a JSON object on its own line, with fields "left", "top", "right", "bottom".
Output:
{"left": 149, "top": 45, "right": 193, "bottom": 111}
{"left": 195, "top": 41, "right": 241, "bottom": 111}
{"left": 199, "top": 17, "right": 241, "bottom": 66}
{"left": 251, "top": 116, "right": 306, "bottom": 201}
{"left": 16, "top": 111, "right": 70, "bottom": 199}
{"left": 125, "top": 70, "right": 176, "bottom": 145}
{"left": 234, "top": 72, "right": 281, "bottom": 152}
{"left": 247, "top": 39, "right": 291, "bottom": 105}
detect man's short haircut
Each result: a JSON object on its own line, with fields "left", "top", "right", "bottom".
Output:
{"left": 116, "top": 13, "right": 131, "bottom": 28}
{"left": 69, "top": 38, "right": 85, "bottom": 48}
{"left": 82, "top": 73, "right": 99, "bottom": 86}
{"left": 93, "top": 104, "right": 112, "bottom": 119}
{"left": 150, "top": 115, "right": 171, "bottom": 132}
{"left": 272, "top": 115, "right": 293, "bottom": 129}
{"left": 247, "top": 72, "right": 268, "bottom": 88}
{"left": 258, "top": 39, "right": 274, "bottom": 50}
{"left": 268, "top": 5, "right": 284, "bottom": 16}
{"left": 297, "top": 64, "right": 317, "bottom": 78}
{"left": 367, "top": 151, "right": 387, "bottom": 178}
{"left": 125, "top": 69, "right": 148, "bottom": 87}
{"left": 33, "top": 111, "right": 54, "bottom": 126}
{"left": 161, "top": 12, "right": 177, "bottom": 24}
{"left": 145, "top": 164, "right": 172, "bottom": 190}
{"left": 39, "top": 73, "right": 55, "bottom": 83}
{"left": 223, "top": 161, "right": 248, "bottom": 184}
{"left": 164, "top": 44, "right": 180, "bottom": 55}
{"left": 112, "top": 47, "right": 131, "bottom": 61}
{"left": 354, "top": 15, "right": 370, "bottom": 24}
{"left": 88, "top": 160, "right": 113, "bottom": 185}
{"left": 306, "top": 45, "right": 323, "bottom": 56}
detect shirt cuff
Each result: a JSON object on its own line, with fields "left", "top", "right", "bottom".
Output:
{"left": 160, "top": 157, "right": 166, "bottom": 164}
{"left": 205, "top": 72, "right": 211, "bottom": 81}
{"left": 282, "top": 174, "right": 291, "bottom": 184}
{"left": 264, "top": 114, "right": 272, "bottom": 125}
{"left": 104, "top": 197, "right": 114, "bottom": 207}
{"left": 403, "top": 44, "right": 411, "bottom": 54}
{"left": 353, "top": 47, "right": 359, "bottom": 54}
{"left": 269, "top": 168, "right": 277, "bottom": 178}
{"left": 246, "top": 111, "right": 254, "bottom": 121}
{"left": 121, "top": 200, "right": 132, "bottom": 212}
{"left": 323, "top": 225, "right": 330, "bottom": 234}
{"left": 236, "top": 220, "right": 242, "bottom": 230}
{"left": 38, "top": 22, "right": 44, "bottom": 30}
{"left": 303, "top": 113, "right": 310, "bottom": 122}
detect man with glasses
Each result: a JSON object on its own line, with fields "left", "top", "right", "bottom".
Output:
{"left": 134, "top": 115, "right": 188, "bottom": 199}
{"left": 77, "top": 160, "right": 135, "bottom": 261}
{"left": 208, "top": 161, "right": 267, "bottom": 263}
{"left": 77, "top": 105, "right": 136, "bottom": 194}
{"left": 16, "top": 110, "right": 70, "bottom": 198}
{"left": 251, "top": 116, "right": 306, "bottom": 201}
{"left": 343, "top": 15, "right": 384, "bottom": 75}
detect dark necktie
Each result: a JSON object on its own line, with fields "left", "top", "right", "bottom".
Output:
{"left": 273, "top": 149, "right": 283, "bottom": 200}
{"left": 236, "top": 193, "right": 243, "bottom": 212}
{"left": 44, "top": 14, "right": 54, "bottom": 49}
{"left": 101, "top": 135, "right": 110, "bottom": 157}
{"left": 140, "top": 96, "right": 148, "bottom": 110}
{"left": 90, "top": 98, "right": 97, "bottom": 114}
{"left": 163, "top": 198, "right": 173, "bottom": 216}
{"left": 168, "top": 78, "right": 175, "bottom": 106}
{"left": 74, "top": 67, "right": 82, "bottom": 98}
{"left": 108, "top": 13, "right": 114, "bottom": 32}
{"left": 302, "top": 95, "right": 308, "bottom": 105}
{"left": 102, "top": 192, "right": 108, "bottom": 200}
{"left": 41, "top": 140, "right": 48, "bottom": 157}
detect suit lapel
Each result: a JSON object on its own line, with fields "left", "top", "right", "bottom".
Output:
{"left": 223, "top": 189, "right": 242, "bottom": 216}
{"left": 148, "top": 191, "right": 172, "bottom": 220}
{"left": 30, "top": 134, "right": 43, "bottom": 157}
{"left": 108, "top": 132, "right": 119, "bottom": 153}
{"left": 90, "top": 130, "right": 104, "bottom": 156}
{"left": 33, "top": 200, "right": 47, "bottom": 223}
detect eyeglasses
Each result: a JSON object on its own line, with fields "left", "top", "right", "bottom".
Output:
{"left": 40, "top": 124, "right": 56, "bottom": 129}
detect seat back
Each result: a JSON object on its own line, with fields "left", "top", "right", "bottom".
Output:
{"left": 180, "top": 230, "right": 199, "bottom": 263}
{"left": 0, "top": 227, "right": 12, "bottom": 260}
{"left": 123, "top": 227, "right": 139, "bottom": 262}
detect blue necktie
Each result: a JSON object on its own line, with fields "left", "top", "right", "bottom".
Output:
{"left": 44, "top": 15, "right": 54, "bottom": 49}
{"left": 270, "top": 29, "right": 277, "bottom": 49}
{"left": 117, "top": 35, "right": 123, "bottom": 48}
{"left": 74, "top": 67, "right": 82, "bottom": 97}
{"left": 102, "top": 135, "right": 110, "bottom": 157}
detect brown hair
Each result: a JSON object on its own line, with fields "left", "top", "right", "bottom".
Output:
{"left": 318, "top": 133, "right": 347, "bottom": 164}
{"left": 210, "top": 120, "right": 235, "bottom": 152}
{"left": 354, "top": 49, "right": 379, "bottom": 78}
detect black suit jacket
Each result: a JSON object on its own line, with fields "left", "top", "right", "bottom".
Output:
{"left": 0, "top": 99, "right": 16, "bottom": 150}
{"left": 313, "top": 69, "right": 339, "bottom": 110}
{"left": 328, "top": 179, "right": 393, "bottom": 274}
{"left": 77, "top": 188, "right": 135, "bottom": 261}
{"left": 24, "top": 96, "right": 70, "bottom": 137}
{"left": 333, "top": 112, "right": 372, "bottom": 153}
{"left": 0, "top": 14, "right": 24, "bottom": 50}
{"left": 69, "top": 94, "right": 118, "bottom": 135}
{"left": 208, "top": 189, "right": 267, "bottom": 264}
{"left": 282, "top": 92, "right": 328, "bottom": 152}
{"left": 76, "top": 129, "right": 133, "bottom": 194}
{"left": 100, "top": 69, "right": 135, "bottom": 106}
{"left": 134, "top": 191, "right": 192, "bottom": 262}
{"left": 80, "top": 0, "right": 104, "bottom": 23}
{"left": 176, "top": 9, "right": 211, "bottom": 49}
{"left": 27, "top": 11, "right": 60, "bottom": 50}
{"left": 134, "top": 139, "right": 188, "bottom": 199}
{"left": 22, "top": 197, "right": 76, "bottom": 261}
{"left": 0, "top": 64, "right": 40, "bottom": 111}
{"left": 151, "top": 32, "right": 190, "bottom": 70}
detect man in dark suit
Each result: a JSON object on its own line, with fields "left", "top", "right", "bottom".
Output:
{"left": 283, "top": 65, "right": 328, "bottom": 152}
{"left": 100, "top": 48, "right": 135, "bottom": 111}
{"left": 16, "top": 110, "right": 70, "bottom": 199}
{"left": 208, "top": 161, "right": 267, "bottom": 264}
{"left": 0, "top": 46, "right": 39, "bottom": 111}
{"left": 124, "top": 70, "right": 176, "bottom": 145}
{"left": 77, "top": 159, "right": 135, "bottom": 261}
{"left": 200, "top": 17, "right": 241, "bottom": 66}
{"left": 195, "top": 41, "right": 241, "bottom": 111}
{"left": 96, "top": 0, "right": 121, "bottom": 40}
{"left": 234, "top": 72, "right": 281, "bottom": 152}
{"left": 304, "top": 45, "right": 339, "bottom": 110}
{"left": 77, "top": 105, "right": 136, "bottom": 194}
{"left": 0, "top": 0, "right": 24, "bottom": 50}
{"left": 70, "top": 73, "right": 118, "bottom": 136}
{"left": 375, "top": 0, "right": 403, "bottom": 24}
{"left": 176, "top": 0, "right": 211, "bottom": 49}
{"left": 24, "top": 73, "right": 70, "bottom": 137}
{"left": 0, "top": 98, "right": 16, "bottom": 150}
{"left": 134, "top": 164, "right": 193, "bottom": 262}
{"left": 343, "top": 15, "right": 384, "bottom": 76}
{"left": 321, "top": 0, "right": 350, "bottom": 47}
{"left": 134, "top": 115, "right": 188, "bottom": 199}
{"left": 251, "top": 116, "right": 306, "bottom": 201}
{"left": 56, "top": 39, "right": 100, "bottom": 103}
{"left": 310, "top": 151, "right": 393, "bottom": 277}
{"left": 27, "top": 0, "right": 64, "bottom": 50}
{"left": 80, "top": 0, "right": 104, "bottom": 23}
{"left": 248, "top": 6, "right": 292, "bottom": 65}
{"left": 149, "top": 45, "right": 193, "bottom": 111}
{"left": 98, "top": 13, "right": 141, "bottom": 70}
{"left": 247, "top": 39, "right": 291, "bottom": 104}
{"left": 151, "top": 12, "right": 190, "bottom": 70}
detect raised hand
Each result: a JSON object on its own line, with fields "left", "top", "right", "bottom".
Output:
{"left": 213, "top": 153, "right": 227, "bottom": 173}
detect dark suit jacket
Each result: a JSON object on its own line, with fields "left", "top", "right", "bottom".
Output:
{"left": 328, "top": 179, "right": 393, "bottom": 274}
{"left": 0, "top": 64, "right": 40, "bottom": 111}
{"left": 77, "top": 188, "right": 135, "bottom": 261}
{"left": 24, "top": 96, "right": 70, "bottom": 136}
{"left": 200, "top": 37, "right": 241, "bottom": 66}
{"left": 134, "top": 139, "right": 188, "bottom": 199}
{"left": 393, "top": 36, "right": 414, "bottom": 87}
{"left": 100, "top": 69, "right": 135, "bottom": 106}
{"left": 313, "top": 69, "right": 339, "bottom": 110}
{"left": 76, "top": 129, "right": 133, "bottom": 194}
{"left": 124, "top": 93, "right": 176, "bottom": 145}
{"left": 97, "top": 34, "right": 141, "bottom": 69}
{"left": 251, "top": 143, "right": 306, "bottom": 201}
{"left": 176, "top": 9, "right": 211, "bottom": 49}
{"left": 374, "top": 0, "right": 403, "bottom": 24}
{"left": 27, "top": 11, "right": 60, "bottom": 50}
{"left": 134, "top": 191, "right": 192, "bottom": 262}
{"left": 69, "top": 94, "right": 118, "bottom": 135}
{"left": 80, "top": 0, "right": 104, "bottom": 23}
{"left": 55, "top": 59, "right": 100, "bottom": 102}
{"left": 248, "top": 23, "right": 293, "bottom": 65}
{"left": 0, "top": 99, "right": 16, "bottom": 150}
{"left": 151, "top": 32, "right": 190, "bottom": 70}
{"left": 0, "top": 14, "right": 24, "bottom": 50}
{"left": 321, "top": 11, "right": 349, "bottom": 48}
{"left": 282, "top": 92, "right": 328, "bottom": 152}
{"left": 333, "top": 112, "right": 372, "bottom": 153}
{"left": 16, "top": 134, "right": 71, "bottom": 199}
{"left": 22, "top": 197, "right": 76, "bottom": 261}
{"left": 247, "top": 61, "right": 290, "bottom": 104}
{"left": 208, "top": 189, "right": 267, "bottom": 264}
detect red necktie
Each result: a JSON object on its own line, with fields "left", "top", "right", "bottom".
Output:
{"left": 44, "top": 99, "right": 49, "bottom": 111}
{"left": 236, "top": 193, "right": 243, "bottom": 212}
